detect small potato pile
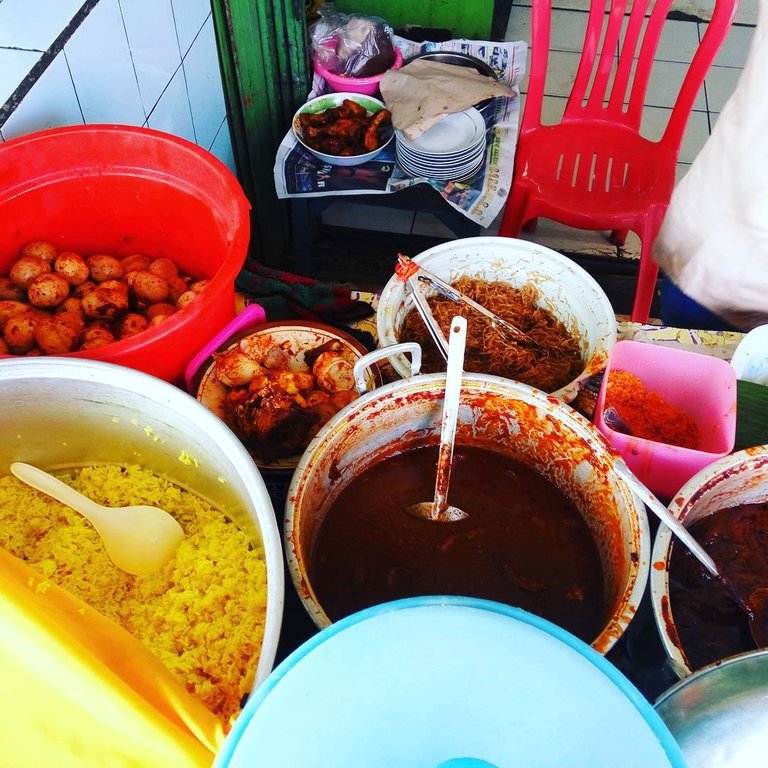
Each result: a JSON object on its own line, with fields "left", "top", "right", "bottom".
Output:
{"left": 0, "top": 241, "right": 208, "bottom": 356}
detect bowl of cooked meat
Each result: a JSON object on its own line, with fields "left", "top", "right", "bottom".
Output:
{"left": 195, "top": 321, "right": 371, "bottom": 470}
{"left": 292, "top": 92, "right": 394, "bottom": 166}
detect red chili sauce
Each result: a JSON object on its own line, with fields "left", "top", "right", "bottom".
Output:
{"left": 668, "top": 502, "right": 768, "bottom": 670}
{"left": 309, "top": 445, "right": 606, "bottom": 643}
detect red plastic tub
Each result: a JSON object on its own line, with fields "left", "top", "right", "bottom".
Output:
{"left": 0, "top": 124, "right": 250, "bottom": 384}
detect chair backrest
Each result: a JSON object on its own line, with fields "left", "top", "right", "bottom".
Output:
{"left": 522, "top": 0, "right": 739, "bottom": 149}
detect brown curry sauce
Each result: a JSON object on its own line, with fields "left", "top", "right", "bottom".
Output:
{"left": 668, "top": 502, "right": 768, "bottom": 669}
{"left": 309, "top": 445, "right": 607, "bottom": 643}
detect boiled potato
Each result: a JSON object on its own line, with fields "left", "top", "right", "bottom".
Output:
{"left": 120, "top": 254, "right": 152, "bottom": 273}
{"left": 0, "top": 300, "right": 27, "bottom": 331}
{"left": 3, "top": 311, "right": 40, "bottom": 354}
{"left": 175, "top": 290, "right": 198, "bottom": 310}
{"left": 80, "top": 325, "right": 116, "bottom": 349}
{"left": 27, "top": 273, "right": 71, "bottom": 309}
{"left": 147, "top": 258, "right": 179, "bottom": 282}
{"left": 131, "top": 271, "right": 169, "bottom": 304}
{"left": 10, "top": 256, "right": 51, "bottom": 289}
{"left": 0, "top": 278, "right": 24, "bottom": 301}
{"left": 117, "top": 313, "right": 149, "bottom": 339}
{"left": 81, "top": 283, "right": 130, "bottom": 320}
{"left": 54, "top": 252, "right": 90, "bottom": 286}
{"left": 87, "top": 254, "right": 125, "bottom": 283}
{"left": 34, "top": 315, "right": 81, "bottom": 354}
{"left": 20, "top": 241, "right": 57, "bottom": 262}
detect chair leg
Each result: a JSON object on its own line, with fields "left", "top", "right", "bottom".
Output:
{"left": 630, "top": 220, "right": 664, "bottom": 324}
{"left": 610, "top": 229, "right": 629, "bottom": 247}
{"left": 497, "top": 183, "right": 531, "bottom": 238}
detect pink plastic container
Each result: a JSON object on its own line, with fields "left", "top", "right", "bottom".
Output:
{"left": 594, "top": 340, "right": 737, "bottom": 501}
{"left": 314, "top": 45, "right": 403, "bottom": 96}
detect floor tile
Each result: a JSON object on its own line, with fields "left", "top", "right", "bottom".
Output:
{"left": 514, "top": 218, "right": 624, "bottom": 258}
{"left": 322, "top": 201, "right": 415, "bottom": 234}
{"left": 655, "top": 19, "right": 701, "bottom": 64}
{"left": 641, "top": 106, "right": 710, "bottom": 164}
{"left": 675, "top": 162, "right": 692, "bottom": 185}
{"left": 0, "top": 53, "right": 83, "bottom": 141}
{"left": 703, "top": 64, "right": 741, "bottom": 113}
{"left": 64, "top": 0, "right": 145, "bottom": 125}
{"left": 183, "top": 16, "right": 227, "bottom": 149}
{"left": 119, "top": 0, "right": 181, "bottom": 114}
{"left": 646, "top": 59, "right": 707, "bottom": 111}
{"left": 0, "top": 0, "right": 83, "bottom": 50}
{"left": 707, "top": 22, "right": 756, "bottom": 68}
{"left": 542, "top": 50, "right": 581, "bottom": 98}
{"left": 539, "top": 94, "right": 566, "bottom": 125}
{"left": 0, "top": 47, "right": 40, "bottom": 105}
{"left": 732, "top": 0, "right": 758, "bottom": 25}
{"left": 506, "top": 6, "right": 591, "bottom": 54}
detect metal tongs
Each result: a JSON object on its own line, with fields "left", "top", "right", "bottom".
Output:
{"left": 395, "top": 253, "right": 536, "bottom": 358}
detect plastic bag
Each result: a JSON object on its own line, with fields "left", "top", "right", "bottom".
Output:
{"left": 310, "top": 3, "right": 395, "bottom": 78}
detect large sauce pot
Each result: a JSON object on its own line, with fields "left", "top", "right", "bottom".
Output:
{"left": 285, "top": 347, "right": 650, "bottom": 654}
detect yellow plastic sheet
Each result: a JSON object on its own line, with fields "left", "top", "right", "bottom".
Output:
{"left": 0, "top": 547, "right": 225, "bottom": 768}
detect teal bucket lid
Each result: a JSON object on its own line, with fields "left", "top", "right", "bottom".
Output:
{"left": 216, "top": 597, "right": 685, "bottom": 767}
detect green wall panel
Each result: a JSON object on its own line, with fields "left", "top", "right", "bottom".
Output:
{"left": 331, "top": 0, "right": 494, "bottom": 39}
{"left": 211, "top": 0, "right": 310, "bottom": 266}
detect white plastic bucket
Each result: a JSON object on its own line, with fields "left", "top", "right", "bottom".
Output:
{"left": 376, "top": 236, "right": 617, "bottom": 402}
{"left": 215, "top": 597, "right": 685, "bottom": 767}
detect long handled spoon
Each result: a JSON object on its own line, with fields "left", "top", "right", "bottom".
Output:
{"left": 406, "top": 316, "right": 468, "bottom": 523}
{"left": 10, "top": 462, "right": 184, "bottom": 576}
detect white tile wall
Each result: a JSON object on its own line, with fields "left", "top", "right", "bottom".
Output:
{"left": 0, "top": 48, "right": 40, "bottom": 104}
{"left": 183, "top": 16, "right": 228, "bottom": 149}
{"left": 147, "top": 62, "right": 195, "bottom": 141}
{"left": 0, "top": 0, "right": 83, "bottom": 49}
{"left": 171, "top": 0, "right": 212, "bottom": 55}
{"left": 120, "top": 0, "right": 182, "bottom": 115}
{"left": 1, "top": 53, "right": 83, "bottom": 140}
{"left": 0, "top": 0, "right": 235, "bottom": 175}
{"left": 64, "top": 0, "right": 145, "bottom": 125}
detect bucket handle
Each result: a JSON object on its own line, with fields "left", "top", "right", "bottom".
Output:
{"left": 183, "top": 303, "right": 267, "bottom": 394}
{"left": 353, "top": 342, "right": 422, "bottom": 395}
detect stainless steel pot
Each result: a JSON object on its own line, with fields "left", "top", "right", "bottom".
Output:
{"left": 0, "top": 356, "right": 284, "bottom": 688}
{"left": 285, "top": 352, "right": 650, "bottom": 655}
{"left": 655, "top": 649, "right": 768, "bottom": 767}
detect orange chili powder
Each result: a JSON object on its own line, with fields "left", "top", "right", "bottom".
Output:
{"left": 604, "top": 369, "right": 700, "bottom": 449}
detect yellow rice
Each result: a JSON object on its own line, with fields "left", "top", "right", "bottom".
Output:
{"left": 0, "top": 463, "right": 268, "bottom": 726}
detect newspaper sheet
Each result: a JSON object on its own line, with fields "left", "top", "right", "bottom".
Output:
{"left": 273, "top": 35, "right": 528, "bottom": 228}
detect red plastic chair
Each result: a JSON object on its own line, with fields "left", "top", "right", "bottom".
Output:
{"left": 498, "top": 0, "right": 738, "bottom": 323}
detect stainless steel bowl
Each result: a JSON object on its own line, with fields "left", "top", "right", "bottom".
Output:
{"left": 654, "top": 649, "right": 768, "bottom": 767}
{"left": 402, "top": 50, "right": 501, "bottom": 113}
{"left": 0, "top": 356, "right": 285, "bottom": 687}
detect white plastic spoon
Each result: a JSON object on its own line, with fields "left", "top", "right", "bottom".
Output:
{"left": 406, "top": 316, "right": 468, "bottom": 523}
{"left": 10, "top": 462, "right": 184, "bottom": 576}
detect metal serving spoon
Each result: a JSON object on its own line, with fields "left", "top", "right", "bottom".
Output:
{"left": 10, "top": 462, "right": 185, "bottom": 576}
{"left": 406, "top": 317, "right": 468, "bottom": 523}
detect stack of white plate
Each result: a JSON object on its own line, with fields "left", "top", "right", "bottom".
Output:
{"left": 395, "top": 107, "right": 487, "bottom": 181}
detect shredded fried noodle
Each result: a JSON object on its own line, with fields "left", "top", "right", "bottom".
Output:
{"left": 400, "top": 277, "right": 583, "bottom": 393}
